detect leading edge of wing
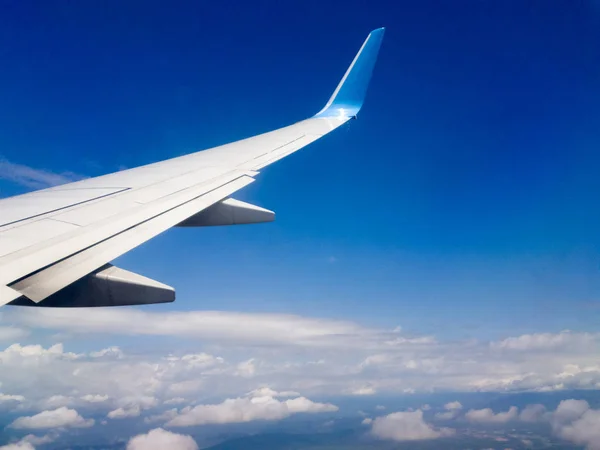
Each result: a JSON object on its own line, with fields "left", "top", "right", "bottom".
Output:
{"left": 315, "top": 27, "right": 385, "bottom": 119}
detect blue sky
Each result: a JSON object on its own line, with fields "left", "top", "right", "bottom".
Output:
{"left": 3, "top": 2, "right": 600, "bottom": 448}
{"left": 2, "top": 0, "right": 600, "bottom": 343}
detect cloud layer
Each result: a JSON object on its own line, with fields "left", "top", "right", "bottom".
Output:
{"left": 4, "top": 309, "right": 600, "bottom": 403}
{"left": 3, "top": 309, "right": 600, "bottom": 447}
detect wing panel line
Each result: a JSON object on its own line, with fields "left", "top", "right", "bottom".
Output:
{"left": 11, "top": 176, "right": 255, "bottom": 301}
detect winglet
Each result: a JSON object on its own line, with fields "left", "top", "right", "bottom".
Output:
{"left": 315, "top": 27, "right": 385, "bottom": 119}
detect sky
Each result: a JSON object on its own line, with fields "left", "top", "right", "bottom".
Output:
{"left": 1, "top": 1, "right": 600, "bottom": 449}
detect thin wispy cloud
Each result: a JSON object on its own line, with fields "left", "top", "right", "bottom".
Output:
{"left": 0, "top": 159, "right": 85, "bottom": 190}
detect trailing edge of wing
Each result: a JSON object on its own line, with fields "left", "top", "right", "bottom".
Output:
{"left": 9, "top": 264, "right": 174, "bottom": 307}
{"left": 1, "top": 285, "right": 21, "bottom": 307}
{"left": 177, "top": 198, "right": 274, "bottom": 227}
{"left": 315, "top": 27, "right": 385, "bottom": 119}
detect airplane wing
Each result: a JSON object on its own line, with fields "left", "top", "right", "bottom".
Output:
{"left": 0, "top": 27, "right": 385, "bottom": 308}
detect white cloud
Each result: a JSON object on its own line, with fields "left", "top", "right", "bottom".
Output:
{"left": 557, "top": 408, "right": 600, "bottom": 449}
{"left": 0, "top": 158, "right": 85, "bottom": 189}
{"left": 553, "top": 399, "right": 590, "bottom": 426}
{"left": 285, "top": 397, "right": 337, "bottom": 414}
{"left": 548, "top": 399, "right": 600, "bottom": 449}
{"left": 235, "top": 359, "right": 256, "bottom": 377}
{"left": 170, "top": 352, "right": 223, "bottom": 367}
{"left": 0, "top": 343, "right": 79, "bottom": 362}
{"left": 20, "top": 433, "right": 58, "bottom": 446}
{"left": 9, "top": 309, "right": 367, "bottom": 347}
{"left": 166, "top": 394, "right": 337, "bottom": 427}
{"left": 465, "top": 406, "right": 518, "bottom": 424}
{"left": 370, "top": 410, "right": 454, "bottom": 441}
{"left": 434, "top": 411, "right": 456, "bottom": 420}
{"left": 435, "top": 401, "right": 463, "bottom": 420}
{"left": 491, "top": 330, "right": 596, "bottom": 351}
{"left": 9, "top": 407, "right": 94, "bottom": 429}
{"left": 90, "top": 347, "right": 124, "bottom": 359}
{"left": 444, "top": 401, "right": 463, "bottom": 410}
{"left": 362, "top": 417, "right": 373, "bottom": 425}
{"left": 81, "top": 394, "right": 108, "bottom": 403}
{"left": 0, "top": 393, "right": 25, "bottom": 403}
{"left": 247, "top": 387, "right": 300, "bottom": 398}
{"left": 127, "top": 428, "right": 198, "bottom": 450}
{"left": 448, "top": 398, "right": 600, "bottom": 449}
{"left": 3, "top": 314, "right": 600, "bottom": 432}
{"left": 39, "top": 395, "right": 75, "bottom": 409}
{"left": 519, "top": 404, "right": 547, "bottom": 422}
{"left": 107, "top": 406, "right": 141, "bottom": 419}
{"left": 350, "top": 386, "right": 376, "bottom": 395}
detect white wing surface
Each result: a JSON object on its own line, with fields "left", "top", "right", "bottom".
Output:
{"left": 0, "top": 28, "right": 385, "bottom": 307}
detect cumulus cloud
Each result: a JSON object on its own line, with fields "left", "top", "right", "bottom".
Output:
{"left": 127, "top": 428, "right": 198, "bottom": 450}
{"left": 547, "top": 399, "right": 600, "bottom": 449}
{"left": 9, "top": 407, "right": 94, "bottom": 429}
{"left": 553, "top": 399, "right": 590, "bottom": 426}
{"left": 465, "top": 406, "right": 518, "bottom": 424}
{"left": 20, "top": 433, "right": 57, "bottom": 446}
{"left": 460, "top": 400, "right": 600, "bottom": 449}
{"left": 455, "top": 398, "right": 600, "bottom": 450}
{"left": 519, "top": 404, "right": 547, "bottom": 422}
{"left": 435, "top": 401, "right": 463, "bottom": 420}
{"left": 444, "top": 401, "right": 463, "bottom": 410}
{"left": 370, "top": 410, "right": 454, "bottom": 441}
{"left": 0, "top": 343, "right": 79, "bottom": 362}
{"left": 166, "top": 394, "right": 338, "bottom": 427}
{"left": 557, "top": 409, "right": 600, "bottom": 449}
{"left": 90, "top": 347, "right": 124, "bottom": 359}
{"left": 107, "top": 406, "right": 141, "bottom": 419}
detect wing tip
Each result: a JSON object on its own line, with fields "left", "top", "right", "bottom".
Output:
{"left": 314, "top": 27, "right": 386, "bottom": 119}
